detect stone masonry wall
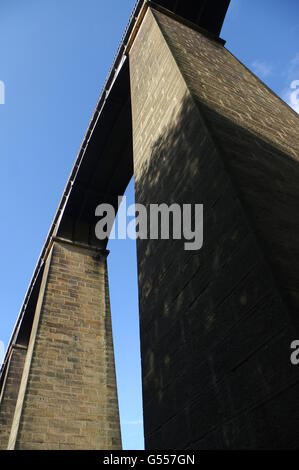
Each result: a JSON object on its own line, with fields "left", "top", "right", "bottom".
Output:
{"left": 129, "top": 8, "right": 299, "bottom": 449}
{"left": 15, "top": 240, "right": 121, "bottom": 450}
{"left": 0, "top": 347, "right": 27, "bottom": 449}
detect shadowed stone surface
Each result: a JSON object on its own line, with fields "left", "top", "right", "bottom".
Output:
{"left": 129, "top": 8, "right": 299, "bottom": 449}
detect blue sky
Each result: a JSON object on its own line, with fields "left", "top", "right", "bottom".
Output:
{"left": 0, "top": 0, "right": 298, "bottom": 450}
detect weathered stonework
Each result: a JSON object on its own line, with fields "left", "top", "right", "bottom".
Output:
{"left": 154, "top": 9, "right": 299, "bottom": 327}
{"left": 129, "top": 8, "right": 299, "bottom": 449}
{"left": 1, "top": 240, "right": 121, "bottom": 450}
{"left": 0, "top": 346, "right": 27, "bottom": 449}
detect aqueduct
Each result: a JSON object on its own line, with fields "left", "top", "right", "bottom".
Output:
{"left": 1, "top": 0, "right": 299, "bottom": 449}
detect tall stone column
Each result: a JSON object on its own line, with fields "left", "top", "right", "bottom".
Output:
{"left": 5, "top": 239, "right": 121, "bottom": 450}
{"left": 129, "top": 7, "right": 299, "bottom": 449}
{"left": 0, "top": 345, "right": 27, "bottom": 449}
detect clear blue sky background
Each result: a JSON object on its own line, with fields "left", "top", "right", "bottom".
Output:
{"left": 0, "top": 0, "right": 298, "bottom": 450}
